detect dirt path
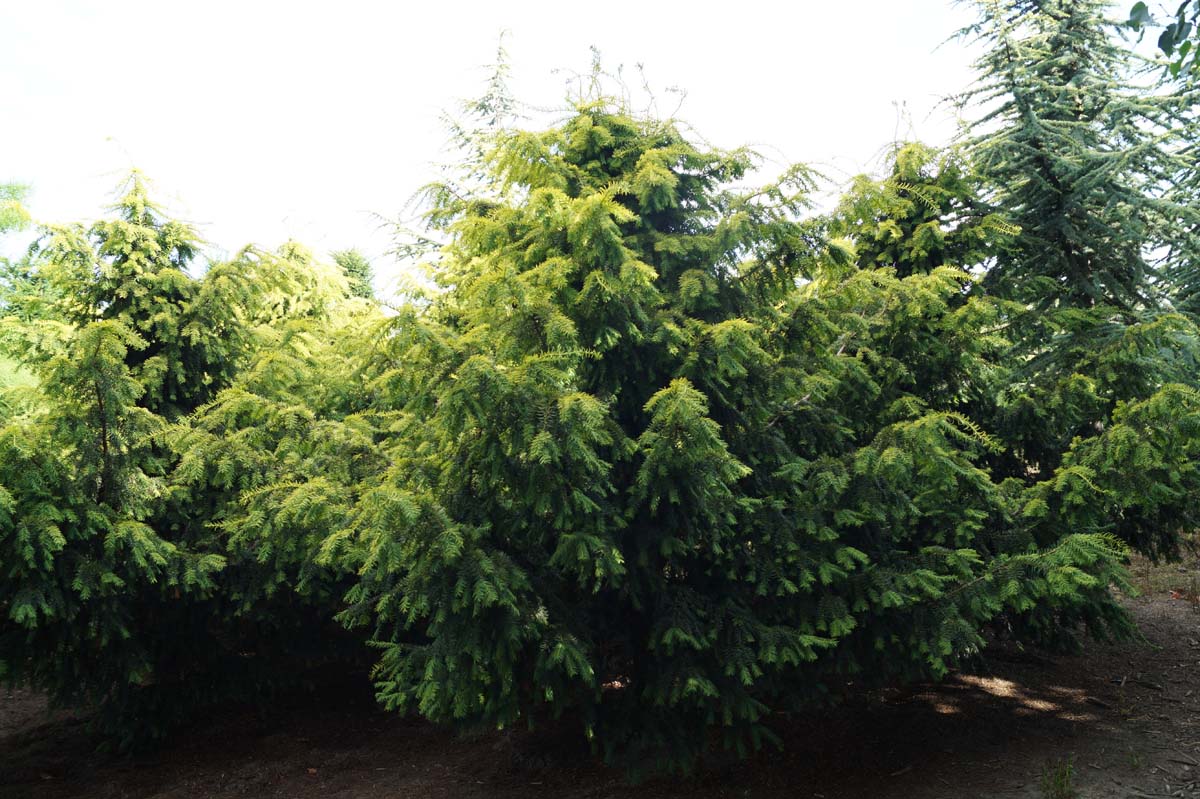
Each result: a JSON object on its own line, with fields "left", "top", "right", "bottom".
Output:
{"left": 2, "top": 596, "right": 1197, "bottom": 799}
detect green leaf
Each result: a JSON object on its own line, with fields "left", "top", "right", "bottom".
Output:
{"left": 1128, "top": 2, "right": 1152, "bottom": 30}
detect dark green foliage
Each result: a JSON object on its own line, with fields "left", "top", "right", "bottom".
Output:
{"left": 328, "top": 99, "right": 1140, "bottom": 774}
{"left": 0, "top": 313, "right": 228, "bottom": 744}
{"left": 1129, "top": 0, "right": 1199, "bottom": 77}
{"left": 26, "top": 173, "right": 245, "bottom": 419}
{"left": 961, "top": 0, "right": 1191, "bottom": 314}
{"left": 166, "top": 298, "right": 386, "bottom": 669}
{"left": 0, "top": 176, "right": 368, "bottom": 745}
{"left": 953, "top": 0, "right": 1200, "bottom": 570}
{"left": 1, "top": 22, "right": 1197, "bottom": 779}
{"left": 829, "top": 142, "right": 1014, "bottom": 278}
{"left": 332, "top": 248, "right": 375, "bottom": 300}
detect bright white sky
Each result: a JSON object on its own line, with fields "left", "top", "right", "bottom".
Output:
{"left": 2, "top": 0, "right": 984, "bottom": 294}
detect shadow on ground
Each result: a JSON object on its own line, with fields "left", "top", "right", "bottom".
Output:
{"left": 2, "top": 596, "right": 1198, "bottom": 799}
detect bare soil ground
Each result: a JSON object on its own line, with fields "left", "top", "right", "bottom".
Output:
{"left": 3, "top": 559, "right": 1198, "bottom": 799}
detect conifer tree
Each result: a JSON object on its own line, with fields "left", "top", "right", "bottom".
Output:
{"left": 3, "top": 42, "right": 1195, "bottom": 773}
{"left": 962, "top": 0, "right": 1189, "bottom": 312}
{"left": 959, "top": 0, "right": 1200, "bottom": 561}
{"left": 830, "top": 142, "right": 1013, "bottom": 279}
{"left": 0, "top": 176, "right": 357, "bottom": 743}
{"left": 332, "top": 248, "right": 375, "bottom": 300}
{"left": 0, "top": 183, "right": 35, "bottom": 395}
{"left": 165, "top": 291, "right": 386, "bottom": 679}
{"left": 332, "top": 94, "right": 1135, "bottom": 774}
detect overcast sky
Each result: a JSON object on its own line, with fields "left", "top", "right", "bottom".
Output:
{"left": 2, "top": 0, "right": 983, "bottom": 293}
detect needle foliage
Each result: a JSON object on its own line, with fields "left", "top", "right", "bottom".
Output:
{"left": 1, "top": 12, "right": 1198, "bottom": 775}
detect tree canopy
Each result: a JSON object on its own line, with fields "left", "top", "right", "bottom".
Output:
{"left": 2, "top": 1, "right": 1199, "bottom": 777}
